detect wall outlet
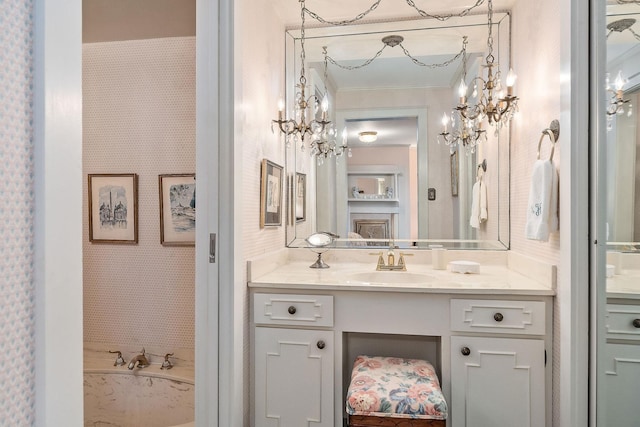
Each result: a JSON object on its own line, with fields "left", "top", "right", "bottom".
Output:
{"left": 428, "top": 188, "right": 436, "bottom": 201}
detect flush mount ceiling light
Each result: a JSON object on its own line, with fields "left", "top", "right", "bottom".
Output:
{"left": 358, "top": 131, "right": 378, "bottom": 143}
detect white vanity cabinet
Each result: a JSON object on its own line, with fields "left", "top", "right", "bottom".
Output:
{"left": 253, "top": 293, "right": 335, "bottom": 427}
{"left": 250, "top": 280, "right": 553, "bottom": 427}
{"left": 602, "top": 302, "right": 640, "bottom": 427}
{"left": 449, "top": 299, "right": 548, "bottom": 427}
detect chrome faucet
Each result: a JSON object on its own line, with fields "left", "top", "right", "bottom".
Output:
{"left": 128, "top": 348, "right": 149, "bottom": 370}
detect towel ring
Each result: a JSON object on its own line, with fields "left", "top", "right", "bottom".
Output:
{"left": 537, "top": 120, "right": 559, "bottom": 161}
{"left": 476, "top": 159, "right": 487, "bottom": 180}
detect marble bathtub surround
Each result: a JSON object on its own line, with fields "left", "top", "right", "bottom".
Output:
{"left": 84, "top": 343, "right": 195, "bottom": 382}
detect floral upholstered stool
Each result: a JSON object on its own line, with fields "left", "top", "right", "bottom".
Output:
{"left": 346, "top": 355, "right": 448, "bottom": 427}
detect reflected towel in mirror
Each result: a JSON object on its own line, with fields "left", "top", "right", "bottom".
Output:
{"left": 470, "top": 180, "right": 488, "bottom": 229}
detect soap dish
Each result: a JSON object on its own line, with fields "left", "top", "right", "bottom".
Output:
{"left": 449, "top": 260, "right": 480, "bottom": 274}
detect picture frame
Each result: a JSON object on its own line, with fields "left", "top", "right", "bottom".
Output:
{"left": 450, "top": 150, "right": 459, "bottom": 197}
{"left": 88, "top": 173, "right": 138, "bottom": 243}
{"left": 353, "top": 219, "right": 390, "bottom": 246}
{"left": 295, "top": 172, "right": 306, "bottom": 223}
{"left": 159, "top": 174, "right": 196, "bottom": 246}
{"left": 260, "top": 159, "right": 283, "bottom": 227}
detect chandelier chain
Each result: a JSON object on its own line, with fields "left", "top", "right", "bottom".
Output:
{"left": 304, "top": 0, "right": 485, "bottom": 26}
{"left": 485, "top": 0, "right": 495, "bottom": 64}
{"left": 324, "top": 37, "right": 467, "bottom": 70}
{"left": 405, "top": 0, "right": 486, "bottom": 21}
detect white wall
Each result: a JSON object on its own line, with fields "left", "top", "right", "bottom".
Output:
{"left": 82, "top": 37, "right": 196, "bottom": 353}
{"left": 236, "top": 0, "right": 286, "bottom": 423}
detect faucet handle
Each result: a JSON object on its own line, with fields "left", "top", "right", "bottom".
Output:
{"left": 109, "top": 350, "right": 126, "bottom": 366}
{"left": 161, "top": 353, "right": 174, "bottom": 370}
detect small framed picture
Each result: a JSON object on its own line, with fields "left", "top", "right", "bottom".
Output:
{"left": 159, "top": 174, "right": 196, "bottom": 246}
{"left": 450, "top": 150, "right": 459, "bottom": 197}
{"left": 354, "top": 219, "right": 390, "bottom": 246}
{"left": 295, "top": 172, "right": 306, "bottom": 223}
{"left": 260, "top": 159, "right": 283, "bottom": 228}
{"left": 88, "top": 173, "right": 138, "bottom": 243}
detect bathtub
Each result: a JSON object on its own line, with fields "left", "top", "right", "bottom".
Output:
{"left": 84, "top": 365, "right": 195, "bottom": 427}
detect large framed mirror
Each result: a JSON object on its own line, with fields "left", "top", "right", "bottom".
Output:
{"left": 281, "top": 4, "right": 512, "bottom": 249}
{"left": 594, "top": 1, "right": 640, "bottom": 426}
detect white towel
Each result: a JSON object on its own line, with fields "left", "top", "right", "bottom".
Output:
{"left": 525, "top": 159, "right": 559, "bottom": 241}
{"left": 470, "top": 180, "right": 488, "bottom": 229}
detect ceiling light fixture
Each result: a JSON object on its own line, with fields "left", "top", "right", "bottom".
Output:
{"left": 605, "top": 70, "right": 633, "bottom": 130}
{"left": 358, "top": 131, "right": 378, "bottom": 143}
{"left": 438, "top": 37, "right": 487, "bottom": 154}
{"left": 272, "top": 0, "right": 331, "bottom": 149}
{"left": 456, "top": 0, "right": 518, "bottom": 134}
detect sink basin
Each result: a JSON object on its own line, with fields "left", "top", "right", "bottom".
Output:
{"left": 345, "top": 271, "right": 434, "bottom": 285}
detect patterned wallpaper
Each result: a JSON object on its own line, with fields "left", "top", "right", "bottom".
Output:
{"left": 83, "top": 37, "right": 196, "bottom": 351}
{"left": 0, "top": 0, "right": 36, "bottom": 425}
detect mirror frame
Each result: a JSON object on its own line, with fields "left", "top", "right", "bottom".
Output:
{"left": 283, "top": 11, "right": 512, "bottom": 250}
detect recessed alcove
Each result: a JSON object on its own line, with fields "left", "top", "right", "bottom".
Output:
{"left": 342, "top": 332, "right": 443, "bottom": 420}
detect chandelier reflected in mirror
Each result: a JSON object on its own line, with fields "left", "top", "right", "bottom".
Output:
{"left": 606, "top": 70, "right": 633, "bottom": 130}
{"left": 438, "top": 36, "right": 487, "bottom": 154}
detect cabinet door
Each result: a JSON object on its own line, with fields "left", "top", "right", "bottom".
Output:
{"left": 450, "top": 336, "right": 545, "bottom": 427}
{"left": 254, "top": 327, "right": 334, "bottom": 427}
{"left": 602, "top": 343, "right": 640, "bottom": 427}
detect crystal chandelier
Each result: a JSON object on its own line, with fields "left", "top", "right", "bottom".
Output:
{"left": 456, "top": 0, "right": 518, "bottom": 135}
{"left": 308, "top": 46, "right": 351, "bottom": 166}
{"left": 605, "top": 70, "right": 633, "bottom": 130}
{"left": 272, "top": 0, "right": 331, "bottom": 151}
{"left": 438, "top": 36, "right": 487, "bottom": 154}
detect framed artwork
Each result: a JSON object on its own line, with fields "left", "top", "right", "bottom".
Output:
{"left": 159, "top": 174, "right": 196, "bottom": 246}
{"left": 295, "top": 172, "right": 306, "bottom": 223}
{"left": 260, "top": 159, "right": 283, "bottom": 227}
{"left": 450, "top": 150, "right": 459, "bottom": 197}
{"left": 354, "top": 219, "right": 390, "bottom": 246}
{"left": 88, "top": 173, "right": 138, "bottom": 243}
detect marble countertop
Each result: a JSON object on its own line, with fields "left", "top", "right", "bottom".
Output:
{"left": 248, "top": 256, "right": 556, "bottom": 296}
{"left": 607, "top": 269, "right": 640, "bottom": 299}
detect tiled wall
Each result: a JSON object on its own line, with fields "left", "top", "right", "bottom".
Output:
{"left": 82, "top": 37, "right": 196, "bottom": 352}
{"left": 510, "top": 1, "right": 562, "bottom": 426}
{"left": 0, "top": 0, "right": 35, "bottom": 425}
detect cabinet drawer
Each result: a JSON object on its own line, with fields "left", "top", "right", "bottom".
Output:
{"left": 254, "top": 293, "right": 334, "bottom": 327}
{"left": 450, "top": 299, "right": 546, "bottom": 335}
{"left": 606, "top": 304, "right": 640, "bottom": 341}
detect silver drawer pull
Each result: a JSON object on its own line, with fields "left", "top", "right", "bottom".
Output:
{"left": 494, "top": 312, "right": 504, "bottom": 322}
{"left": 288, "top": 306, "right": 297, "bottom": 315}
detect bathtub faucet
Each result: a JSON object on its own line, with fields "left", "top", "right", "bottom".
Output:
{"left": 128, "top": 348, "right": 149, "bottom": 370}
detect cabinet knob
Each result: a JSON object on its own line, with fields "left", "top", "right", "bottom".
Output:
{"left": 633, "top": 319, "right": 640, "bottom": 328}
{"left": 461, "top": 346, "right": 471, "bottom": 356}
{"left": 494, "top": 312, "right": 504, "bottom": 322}
{"left": 316, "top": 340, "right": 326, "bottom": 350}
{"left": 288, "top": 306, "right": 297, "bottom": 315}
